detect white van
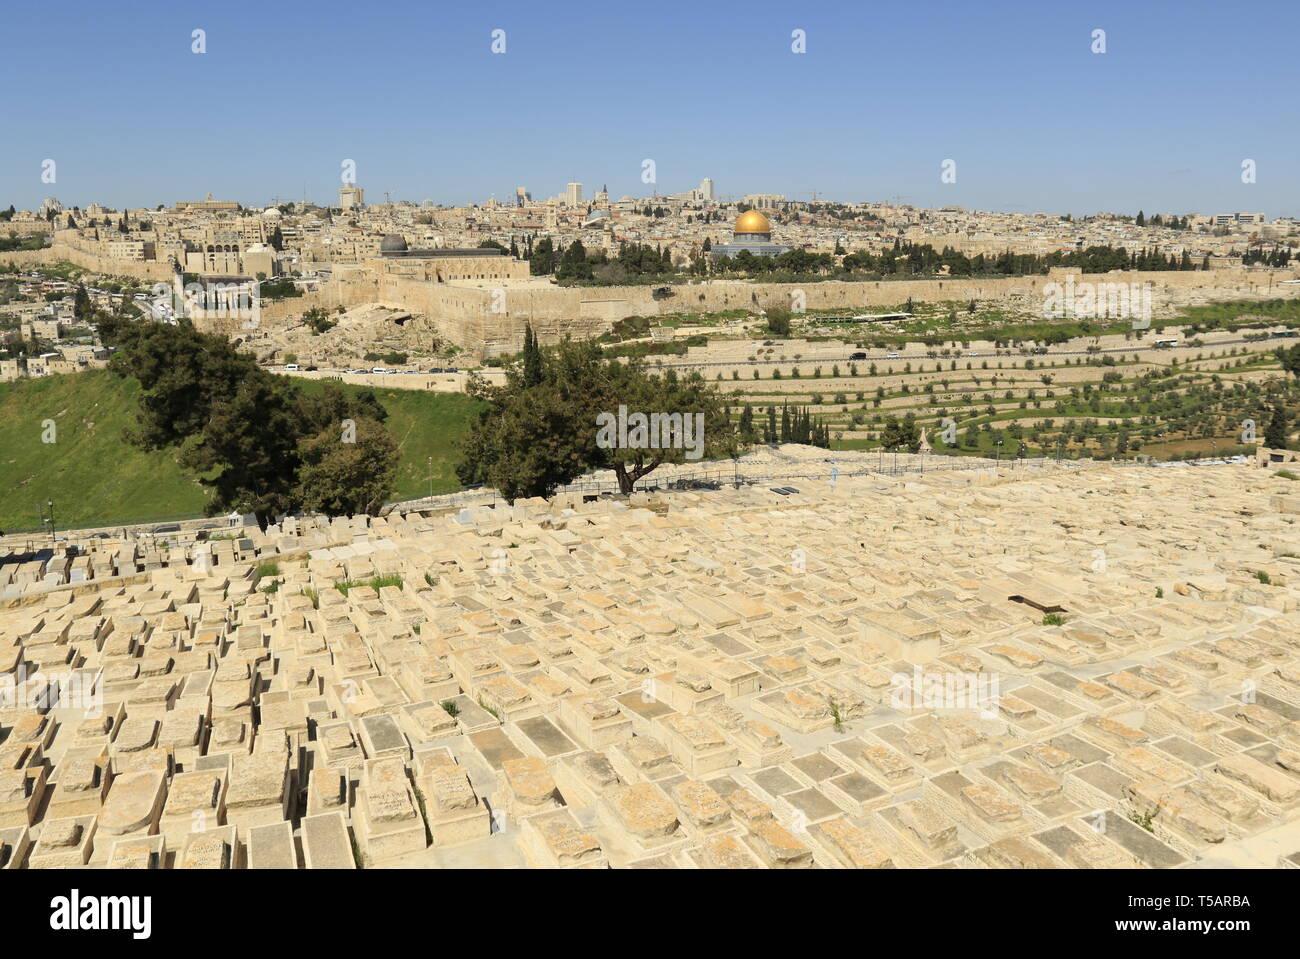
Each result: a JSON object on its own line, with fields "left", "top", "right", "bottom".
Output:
{"left": 283, "top": 363, "right": 300, "bottom": 371}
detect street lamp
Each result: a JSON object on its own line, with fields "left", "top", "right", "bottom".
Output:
{"left": 38, "top": 500, "right": 55, "bottom": 544}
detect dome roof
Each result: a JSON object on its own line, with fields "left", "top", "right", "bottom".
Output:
{"left": 379, "top": 233, "right": 408, "bottom": 253}
{"left": 261, "top": 207, "right": 282, "bottom": 219}
{"left": 734, "top": 209, "right": 771, "bottom": 235}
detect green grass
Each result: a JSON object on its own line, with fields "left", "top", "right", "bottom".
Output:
{"left": 335, "top": 573, "right": 403, "bottom": 595}
{"left": 1128, "top": 806, "right": 1157, "bottom": 833}
{"left": 0, "top": 370, "right": 206, "bottom": 532}
{"left": 291, "top": 378, "right": 485, "bottom": 500}
{"left": 828, "top": 697, "right": 845, "bottom": 733}
{"left": 0, "top": 370, "right": 486, "bottom": 532}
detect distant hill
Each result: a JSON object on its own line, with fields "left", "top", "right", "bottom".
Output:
{"left": 0, "top": 370, "right": 485, "bottom": 533}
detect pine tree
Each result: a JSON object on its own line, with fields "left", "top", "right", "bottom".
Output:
{"left": 1264, "top": 405, "right": 1290, "bottom": 449}
{"left": 738, "top": 404, "right": 755, "bottom": 443}
{"left": 521, "top": 324, "right": 543, "bottom": 387}
{"left": 73, "top": 284, "right": 92, "bottom": 320}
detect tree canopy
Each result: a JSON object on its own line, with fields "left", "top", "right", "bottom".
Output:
{"left": 98, "top": 315, "right": 398, "bottom": 525}
{"left": 458, "top": 330, "right": 741, "bottom": 499}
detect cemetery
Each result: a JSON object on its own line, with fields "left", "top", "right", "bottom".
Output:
{"left": 0, "top": 459, "right": 1298, "bottom": 868}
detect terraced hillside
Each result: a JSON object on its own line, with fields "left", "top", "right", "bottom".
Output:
{"left": 664, "top": 300, "right": 1300, "bottom": 460}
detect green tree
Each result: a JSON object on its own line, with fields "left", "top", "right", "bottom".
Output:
{"left": 1278, "top": 343, "right": 1300, "bottom": 378}
{"left": 556, "top": 239, "right": 592, "bottom": 282}
{"left": 530, "top": 238, "right": 555, "bottom": 275}
{"left": 74, "top": 284, "right": 92, "bottom": 320}
{"left": 100, "top": 319, "right": 398, "bottom": 525}
{"left": 879, "top": 413, "right": 921, "bottom": 452}
{"left": 457, "top": 338, "right": 741, "bottom": 499}
{"left": 296, "top": 415, "right": 399, "bottom": 514}
{"left": 521, "top": 323, "right": 543, "bottom": 387}
{"left": 738, "top": 403, "right": 756, "bottom": 444}
{"left": 1265, "top": 405, "right": 1290, "bottom": 449}
{"left": 766, "top": 307, "right": 792, "bottom": 336}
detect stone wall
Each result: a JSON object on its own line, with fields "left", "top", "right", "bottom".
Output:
{"left": 349, "top": 266, "right": 1299, "bottom": 359}
{"left": 2, "top": 242, "right": 173, "bottom": 282}
{"left": 158, "top": 258, "right": 1300, "bottom": 360}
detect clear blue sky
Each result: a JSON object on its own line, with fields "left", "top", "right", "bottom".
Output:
{"left": 4, "top": 0, "right": 1297, "bottom": 217}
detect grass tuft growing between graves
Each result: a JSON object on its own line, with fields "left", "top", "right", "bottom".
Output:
{"left": 335, "top": 573, "right": 404, "bottom": 595}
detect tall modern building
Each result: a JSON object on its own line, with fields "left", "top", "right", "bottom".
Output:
{"left": 566, "top": 182, "right": 583, "bottom": 208}
{"left": 339, "top": 185, "right": 365, "bottom": 211}
{"left": 700, "top": 178, "right": 714, "bottom": 202}
{"left": 515, "top": 186, "right": 530, "bottom": 207}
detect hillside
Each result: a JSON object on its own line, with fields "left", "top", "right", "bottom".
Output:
{"left": 0, "top": 370, "right": 484, "bottom": 533}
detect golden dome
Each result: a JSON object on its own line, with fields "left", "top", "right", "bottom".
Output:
{"left": 734, "top": 209, "right": 772, "bottom": 235}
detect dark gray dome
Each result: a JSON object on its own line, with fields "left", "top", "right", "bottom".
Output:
{"left": 380, "top": 234, "right": 408, "bottom": 253}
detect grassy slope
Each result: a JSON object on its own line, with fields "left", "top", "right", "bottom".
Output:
{"left": 0, "top": 371, "right": 484, "bottom": 532}
{"left": 292, "top": 378, "right": 484, "bottom": 500}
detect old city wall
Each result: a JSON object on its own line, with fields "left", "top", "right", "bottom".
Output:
{"left": 665, "top": 267, "right": 1296, "bottom": 317}
{"left": 3, "top": 243, "right": 173, "bottom": 282}
{"left": 225, "top": 264, "right": 1300, "bottom": 358}
{"left": 473, "top": 267, "right": 1297, "bottom": 356}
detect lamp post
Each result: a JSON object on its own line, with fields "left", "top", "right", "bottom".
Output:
{"left": 427, "top": 456, "right": 432, "bottom": 501}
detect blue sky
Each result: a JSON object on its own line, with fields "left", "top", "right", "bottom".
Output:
{"left": 3, "top": 0, "right": 1297, "bottom": 217}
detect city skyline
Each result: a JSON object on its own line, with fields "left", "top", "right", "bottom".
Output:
{"left": 4, "top": 0, "right": 1298, "bottom": 217}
